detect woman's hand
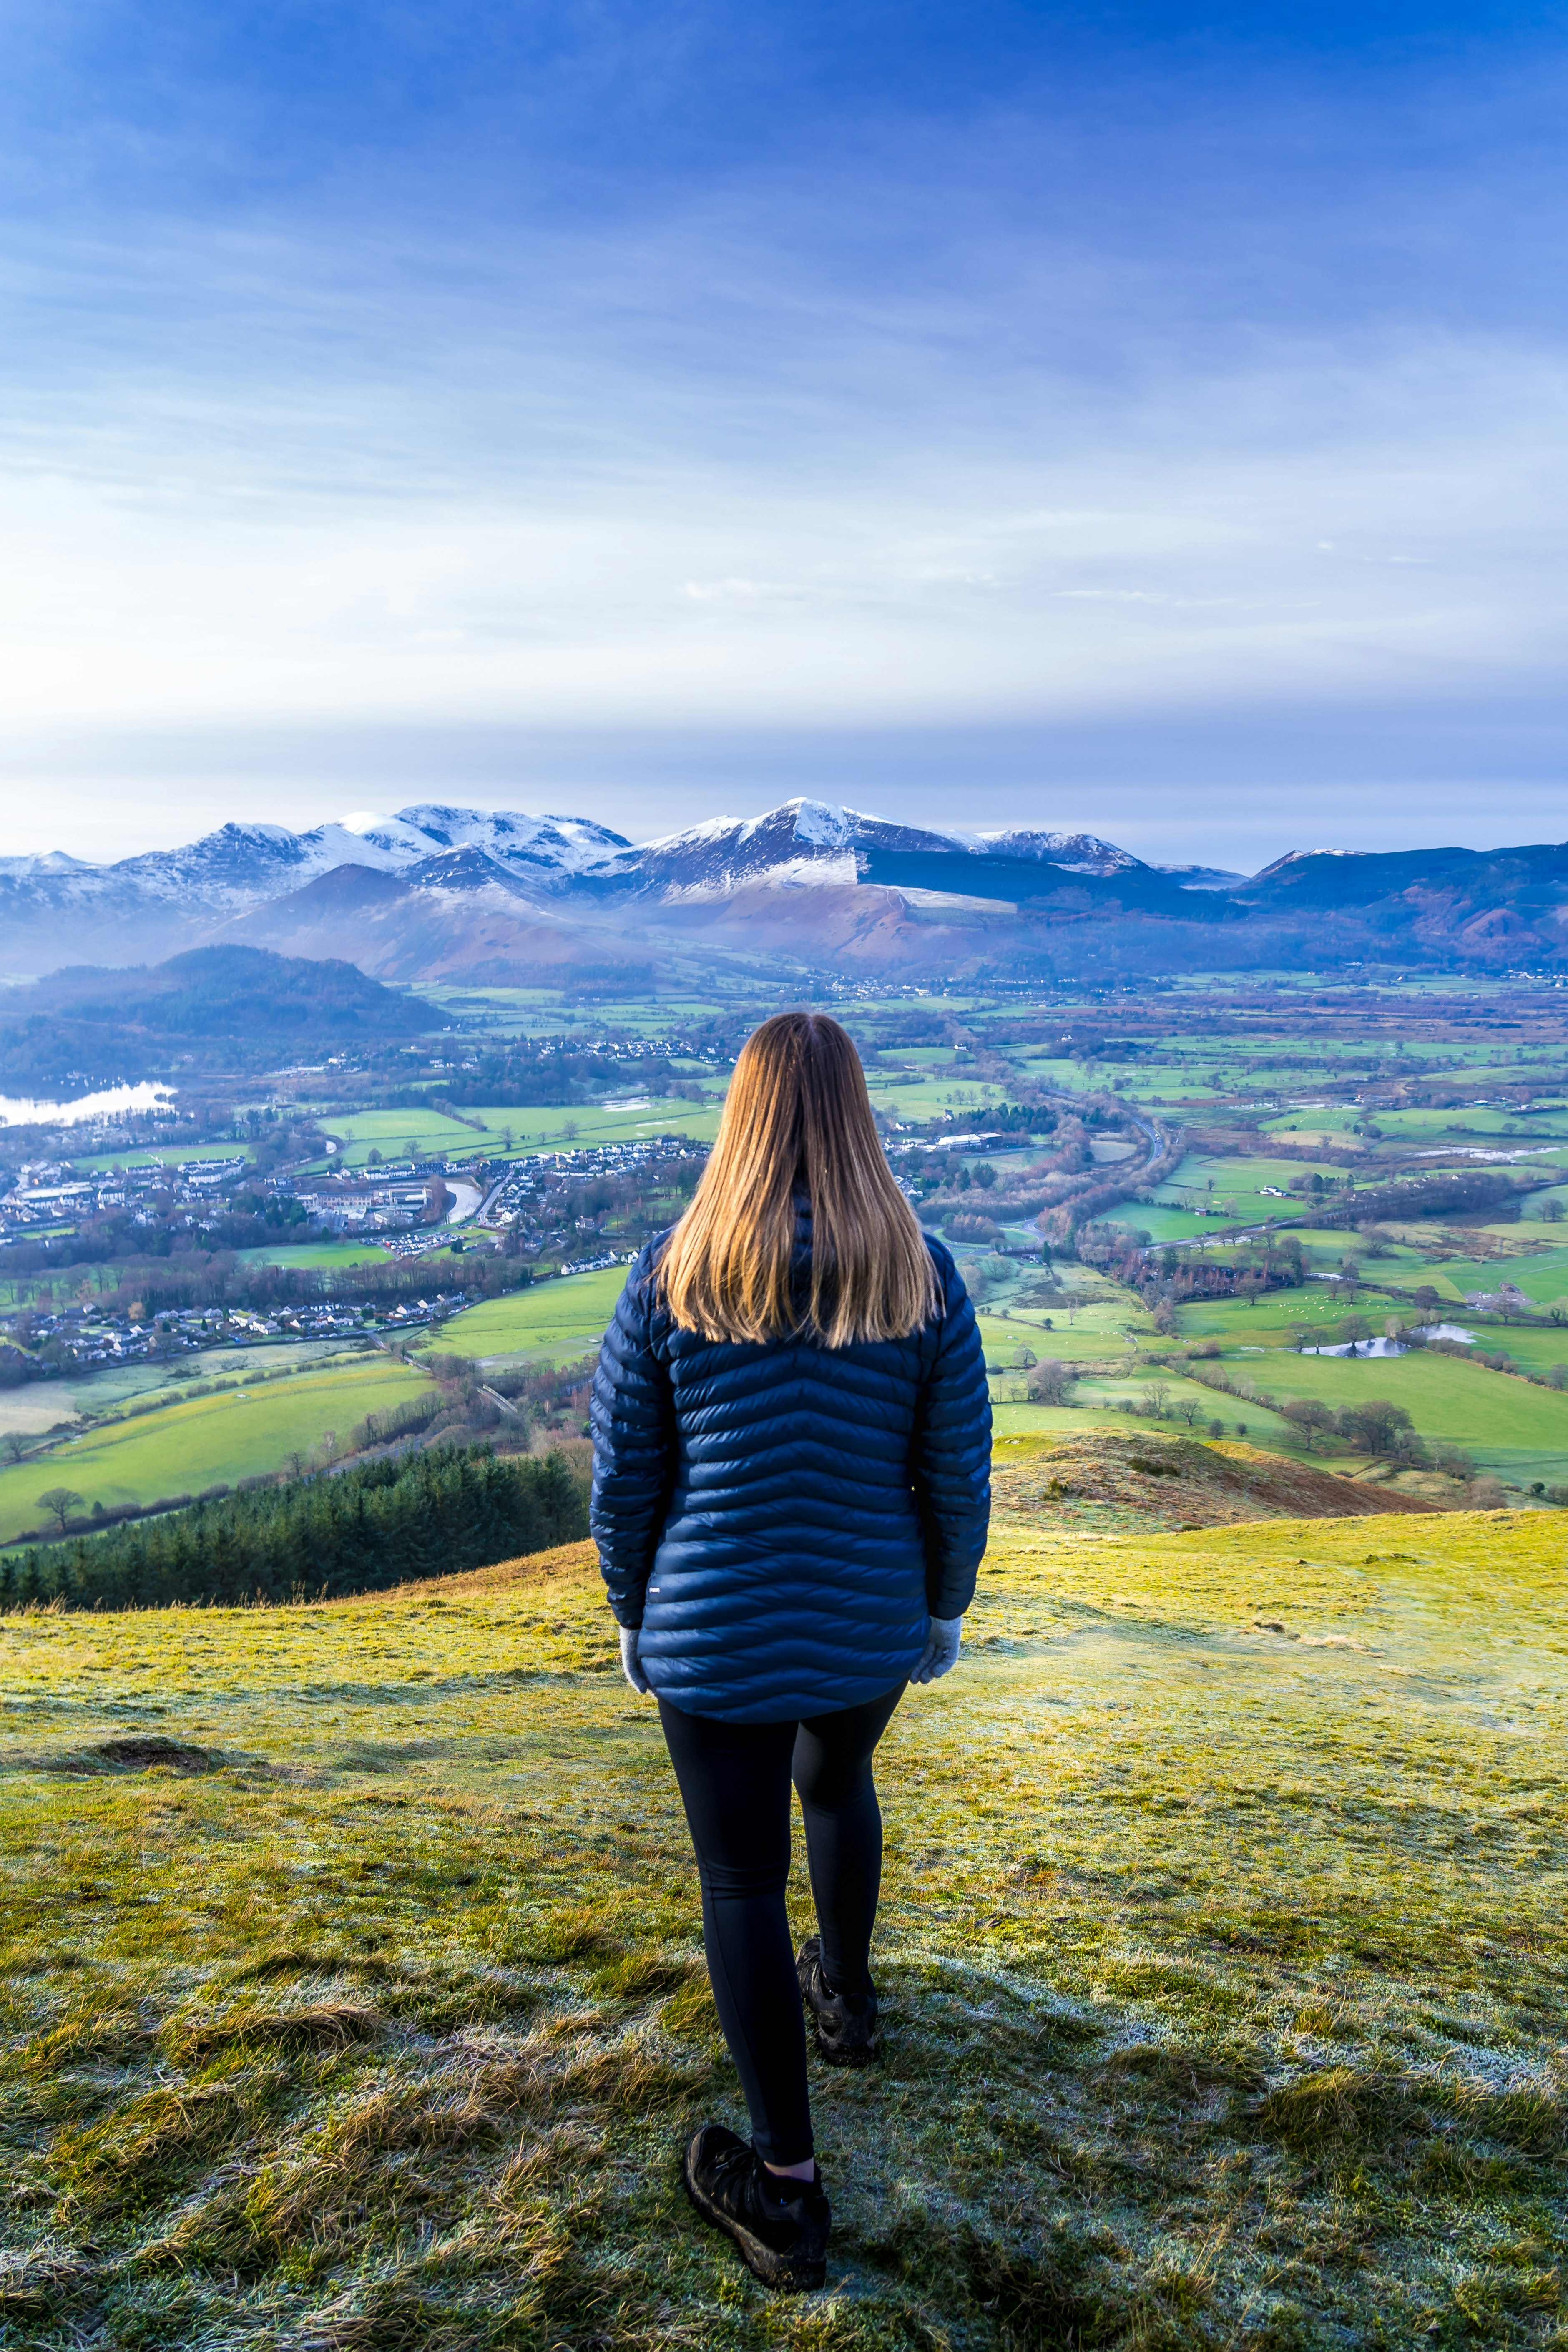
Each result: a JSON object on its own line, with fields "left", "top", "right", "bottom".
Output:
{"left": 910, "top": 1615, "right": 962, "bottom": 1685}
{"left": 618, "top": 1626, "right": 651, "bottom": 1694}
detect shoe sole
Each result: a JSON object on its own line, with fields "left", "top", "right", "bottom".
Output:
{"left": 682, "top": 2138, "right": 826, "bottom": 2294}
{"left": 816, "top": 2032, "right": 877, "bottom": 2067}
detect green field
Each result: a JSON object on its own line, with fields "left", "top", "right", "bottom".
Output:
{"left": 989, "top": 1399, "right": 1156, "bottom": 1439}
{"left": 864, "top": 1073, "right": 1014, "bottom": 1120}
{"left": 1, "top": 1513, "right": 1562, "bottom": 2344}
{"left": 315, "top": 1106, "right": 516, "bottom": 1168}
{"left": 411, "top": 983, "right": 741, "bottom": 1038}
{"left": 1173, "top": 1289, "right": 1408, "bottom": 1346}
{"left": 0, "top": 1341, "right": 382, "bottom": 1443}
{"left": 1249, "top": 1347, "right": 1568, "bottom": 1483}
{"left": 58, "top": 1147, "right": 257, "bottom": 1176}
{"left": 1420, "top": 1245, "right": 1568, "bottom": 1306}
{"left": 990, "top": 1388, "right": 1295, "bottom": 1447}
{"left": 975, "top": 1299, "right": 1157, "bottom": 1362}
{"left": 1118, "top": 1199, "right": 1224, "bottom": 1241}
{"left": 985, "top": 1271, "right": 1568, "bottom": 1483}
{"left": 1488, "top": 1203, "right": 1568, "bottom": 1239}
{"left": 1438, "top": 1326, "right": 1568, "bottom": 1376}
{"left": 236, "top": 1241, "right": 395, "bottom": 1271}
{"left": 1161, "top": 1151, "right": 1332, "bottom": 1198}
{"left": 0, "top": 1356, "right": 430, "bottom": 1543}
{"left": 1360, "top": 1104, "right": 1568, "bottom": 1144}
{"left": 440, "top": 1266, "right": 628, "bottom": 1365}
{"left": 315, "top": 1100, "right": 724, "bottom": 1173}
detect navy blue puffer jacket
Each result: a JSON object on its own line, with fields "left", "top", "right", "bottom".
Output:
{"left": 590, "top": 1205, "right": 991, "bottom": 1722}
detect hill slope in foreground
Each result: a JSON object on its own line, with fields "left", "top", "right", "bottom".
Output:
{"left": 1, "top": 1513, "right": 1563, "bottom": 2349}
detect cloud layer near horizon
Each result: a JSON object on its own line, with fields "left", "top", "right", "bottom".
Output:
{"left": 2, "top": 3, "right": 1564, "bottom": 864}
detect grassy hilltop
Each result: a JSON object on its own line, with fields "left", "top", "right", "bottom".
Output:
{"left": 1, "top": 1502, "right": 1564, "bottom": 2349}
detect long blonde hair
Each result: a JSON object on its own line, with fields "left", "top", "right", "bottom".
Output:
{"left": 658, "top": 1011, "right": 938, "bottom": 1347}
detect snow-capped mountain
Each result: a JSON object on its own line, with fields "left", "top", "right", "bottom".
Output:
{"left": 382, "top": 805, "right": 628, "bottom": 873}
{"left": 582, "top": 800, "right": 948, "bottom": 899}
{"left": 1250, "top": 848, "right": 1355, "bottom": 881}
{"left": 965, "top": 829, "right": 1145, "bottom": 876}
{"left": 0, "top": 849, "right": 101, "bottom": 880}
{"left": 581, "top": 799, "right": 1146, "bottom": 900}
{"left": 5, "top": 798, "right": 1561, "bottom": 987}
{"left": 0, "top": 804, "right": 629, "bottom": 976}
{"left": 0, "top": 796, "right": 1153, "bottom": 978}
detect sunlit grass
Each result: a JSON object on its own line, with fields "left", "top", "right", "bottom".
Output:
{"left": 440, "top": 1267, "right": 629, "bottom": 1366}
{"left": 1, "top": 1515, "right": 1563, "bottom": 2347}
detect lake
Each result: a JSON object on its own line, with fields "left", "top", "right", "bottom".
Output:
{"left": 0, "top": 1083, "right": 174, "bottom": 1128}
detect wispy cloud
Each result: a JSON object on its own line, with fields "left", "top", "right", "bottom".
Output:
{"left": 0, "top": 3, "right": 1565, "bottom": 858}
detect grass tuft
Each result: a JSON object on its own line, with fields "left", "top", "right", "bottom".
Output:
{"left": 52, "top": 2080, "right": 259, "bottom": 2218}
{"left": 163, "top": 1999, "right": 385, "bottom": 2062}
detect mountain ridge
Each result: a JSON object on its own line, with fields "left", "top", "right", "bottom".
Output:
{"left": 5, "top": 798, "right": 1568, "bottom": 984}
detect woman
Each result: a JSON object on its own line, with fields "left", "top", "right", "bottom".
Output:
{"left": 590, "top": 1010, "right": 990, "bottom": 2294}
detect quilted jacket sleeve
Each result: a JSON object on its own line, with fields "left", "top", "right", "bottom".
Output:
{"left": 589, "top": 1251, "right": 676, "bottom": 1628}
{"left": 912, "top": 1246, "right": 992, "bottom": 1617}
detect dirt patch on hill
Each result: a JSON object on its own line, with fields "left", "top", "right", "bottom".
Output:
{"left": 995, "top": 1432, "right": 1441, "bottom": 1528}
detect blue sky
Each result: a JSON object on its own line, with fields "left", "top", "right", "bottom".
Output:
{"left": 1, "top": 1, "right": 1564, "bottom": 866}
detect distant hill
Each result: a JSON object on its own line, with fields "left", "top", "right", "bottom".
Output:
{"left": 0, "top": 947, "right": 441, "bottom": 1092}
{"left": 1236, "top": 840, "right": 1568, "bottom": 959}
{"left": 4, "top": 797, "right": 1568, "bottom": 985}
{"left": 216, "top": 857, "right": 657, "bottom": 985}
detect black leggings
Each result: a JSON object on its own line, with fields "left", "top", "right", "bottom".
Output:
{"left": 658, "top": 1683, "right": 904, "bottom": 2166}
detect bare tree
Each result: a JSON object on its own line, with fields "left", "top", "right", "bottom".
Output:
{"left": 1027, "top": 1359, "right": 1073, "bottom": 1407}
{"left": 36, "top": 1486, "right": 85, "bottom": 1534}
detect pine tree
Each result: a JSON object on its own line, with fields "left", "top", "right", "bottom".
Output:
{"left": 0, "top": 1447, "right": 587, "bottom": 1614}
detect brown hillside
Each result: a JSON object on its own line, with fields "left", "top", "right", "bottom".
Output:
{"left": 305, "top": 1450, "right": 1442, "bottom": 1624}
{"left": 994, "top": 1431, "right": 1440, "bottom": 1529}
{"left": 309, "top": 1538, "right": 600, "bottom": 1610}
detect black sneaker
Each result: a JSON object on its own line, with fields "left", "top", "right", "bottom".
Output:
{"left": 682, "top": 2123, "right": 829, "bottom": 2292}
{"left": 796, "top": 1935, "right": 879, "bottom": 2066}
